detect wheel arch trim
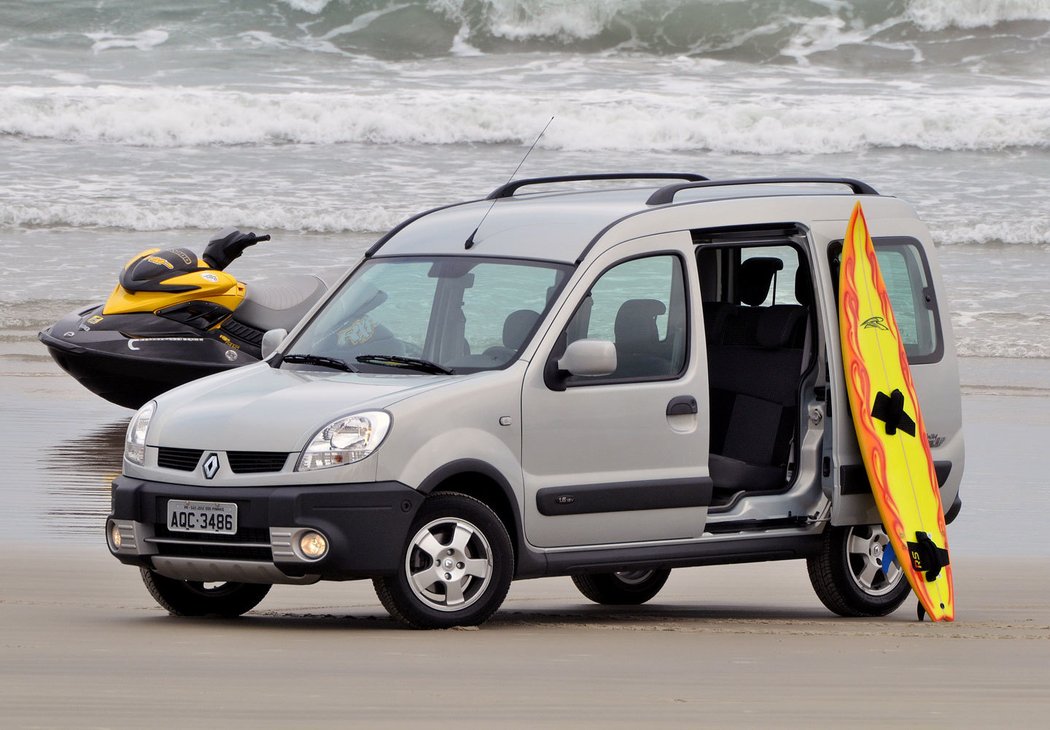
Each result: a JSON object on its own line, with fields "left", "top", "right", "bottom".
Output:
{"left": 415, "top": 459, "right": 546, "bottom": 577}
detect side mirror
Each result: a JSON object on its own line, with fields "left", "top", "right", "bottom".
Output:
{"left": 261, "top": 328, "right": 288, "bottom": 360}
{"left": 558, "top": 339, "right": 616, "bottom": 377}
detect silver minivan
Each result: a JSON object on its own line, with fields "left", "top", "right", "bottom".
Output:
{"left": 108, "top": 174, "right": 964, "bottom": 628}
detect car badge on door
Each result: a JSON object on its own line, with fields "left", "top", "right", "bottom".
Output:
{"left": 202, "top": 453, "right": 220, "bottom": 479}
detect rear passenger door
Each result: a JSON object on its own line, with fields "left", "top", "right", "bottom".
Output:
{"left": 520, "top": 233, "right": 711, "bottom": 549}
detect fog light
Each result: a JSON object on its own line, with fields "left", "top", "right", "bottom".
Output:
{"left": 108, "top": 521, "right": 122, "bottom": 550}
{"left": 298, "top": 531, "right": 328, "bottom": 560}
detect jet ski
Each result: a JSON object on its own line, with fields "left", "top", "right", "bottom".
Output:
{"left": 39, "top": 228, "right": 330, "bottom": 409}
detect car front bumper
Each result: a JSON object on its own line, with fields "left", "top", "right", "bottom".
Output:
{"left": 108, "top": 476, "right": 424, "bottom": 583}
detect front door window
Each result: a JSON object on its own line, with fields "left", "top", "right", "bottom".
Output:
{"left": 564, "top": 254, "right": 688, "bottom": 383}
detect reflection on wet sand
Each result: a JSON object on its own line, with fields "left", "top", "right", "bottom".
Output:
{"left": 1, "top": 395, "right": 128, "bottom": 542}
{"left": 44, "top": 421, "right": 127, "bottom": 539}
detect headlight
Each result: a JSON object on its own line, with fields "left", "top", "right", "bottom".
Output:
{"left": 124, "top": 400, "right": 156, "bottom": 465}
{"left": 297, "top": 411, "right": 391, "bottom": 471}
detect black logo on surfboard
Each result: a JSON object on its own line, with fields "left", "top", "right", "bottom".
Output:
{"left": 871, "top": 389, "right": 916, "bottom": 437}
{"left": 861, "top": 316, "right": 890, "bottom": 331}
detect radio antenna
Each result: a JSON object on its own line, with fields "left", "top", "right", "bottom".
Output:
{"left": 465, "top": 116, "right": 555, "bottom": 250}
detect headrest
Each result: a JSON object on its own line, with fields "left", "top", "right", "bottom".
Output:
{"left": 614, "top": 299, "right": 666, "bottom": 348}
{"left": 502, "top": 309, "right": 539, "bottom": 350}
{"left": 738, "top": 257, "right": 784, "bottom": 306}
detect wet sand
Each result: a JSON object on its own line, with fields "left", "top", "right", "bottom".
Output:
{"left": 2, "top": 338, "right": 1049, "bottom": 727}
{"left": 1, "top": 550, "right": 1048, "bottom": 728}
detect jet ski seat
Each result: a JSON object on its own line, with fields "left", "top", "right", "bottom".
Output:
{"left": 234, "top": 274, "right": 328, "bottom": 332}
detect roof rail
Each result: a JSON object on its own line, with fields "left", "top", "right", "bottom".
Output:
{"left": 487, "top": 173, "right": 708, "bottom": 200}
{"left": 646, "top": 177, "right": 879, "bottom": 206}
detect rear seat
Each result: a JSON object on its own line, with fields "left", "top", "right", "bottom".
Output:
{"left": 705, "top": 257, "right": 811, "bottom": 496}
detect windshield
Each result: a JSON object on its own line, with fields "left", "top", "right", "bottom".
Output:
{"left": 285, "top": 256, "right": 571, "bottom": 373}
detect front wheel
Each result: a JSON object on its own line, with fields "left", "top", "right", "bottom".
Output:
{"left": 373, "top": 493, "right": 513, "bottom": 629}
{"left": 140, "top": 568, "right": 271, "bottom": 617}
{"left": 572, "top": 569, "right": 671, "bottom": 605}
{"left": 807, "top": 524, "right": 910, "bottom": 617}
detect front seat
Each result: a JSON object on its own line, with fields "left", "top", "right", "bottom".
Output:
{"left": 613, "top": 298, "right": 668, "bottom": 378}
{"left": 482, "top": 309, "right": 539, "bottom": 365}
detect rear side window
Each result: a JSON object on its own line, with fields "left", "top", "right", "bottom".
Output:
{"left": 830, "top": 237, "right": 943, "bottom": 363}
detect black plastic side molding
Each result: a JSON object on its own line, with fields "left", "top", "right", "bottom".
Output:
{"left": 537, "top": 477, "right": 712, "bottom": 516}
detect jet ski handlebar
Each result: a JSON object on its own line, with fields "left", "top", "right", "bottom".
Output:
{"left": 202, "top": 228, "right": 271, "bottom": 270}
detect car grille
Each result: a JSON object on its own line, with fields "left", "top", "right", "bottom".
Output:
{"left": 157, "top": 447, "right": 203, "bottom": 471}
{"left": 152, "top": 524, "right": 273, "bottom": 561}
{"left": 155, "top": 448, "right": 289, "bottom": 474}
{"left": 227, "top": 451, "right": 290, "bottom": 474}
{"left": 153, "top": 541, "right": 273, "bottom": 561}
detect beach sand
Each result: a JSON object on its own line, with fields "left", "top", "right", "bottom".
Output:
{"left": 1, "top": 336, "right": 1049, "bottom": 727}
{"left": 1, "top": 549, "right": 1047, "bottom": 728}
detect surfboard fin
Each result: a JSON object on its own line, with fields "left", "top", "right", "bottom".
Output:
{"left": 907, "top": 531, "right": 950, "bottom": 582}
{"left": 871, "top": 389, "right": 916, "bottom": 437}
{"left": 917, "top": 601, "right": 926, "bottom": 622}
{"left": 881, "top": 540, "right": 897, "bottom": 576}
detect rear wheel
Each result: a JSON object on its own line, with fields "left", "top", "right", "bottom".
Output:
{"left": 807, "top": 524, "right": 910, "bottom": 617}
{"left": 373, "top": 493, "right": 513, "bottom": 629}
{"left": 140, "top": 568, "right": 271, "bottom": 617}
{"left": 572, "top": 569, "right": 671, "bottom": 605}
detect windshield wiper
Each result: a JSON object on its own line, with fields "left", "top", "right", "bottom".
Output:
{"left": 281, "top": 353, "right": 357, "bottom": 372}
{"left": 355, "top": 354, "right": 453, "bottom": 375}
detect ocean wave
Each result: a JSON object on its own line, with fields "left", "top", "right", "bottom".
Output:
{"left": 954, "top": 337, "right": 1050, "bottom": 359}
{"left": 952, "top": 310, "right": 1050, "bottom": 359}
{"left": 286, "top": 0, "right": 1050, "bottom": 43}
{"left": 84, "top": 29, "right": 170, "bottom": 53}
{"left": 907, "top": 0, "right": 1050, "bottom": 31}
{"left": 4, "top": 195, "right": 1049, "bottom": 256}
{"left": 4, "top": 84, "right": 1050, "bottom": 154}
{"left": 6, "top": 0, "right": 1048, "bottom": 65}
{"left": 426, "top": 0, "right": 651, "bottom": 43}
{"left": 282, "top": 0, "right": 337, "bottom": 13}
{"left": 272, "top": 0, "right": 1050, "bottom": 63}
{"left": 936, "top": 220, "right": 1050, "bottom": 247}
{"left": 0, "top": 201, "right": 406, "bottom": 234}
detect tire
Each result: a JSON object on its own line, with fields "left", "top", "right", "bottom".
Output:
{"left": 372, "top": 492, "right": 513, "bottom": 629}
{"left": 807, "top": 524, "right": 910, "bottom": 617}
{"left": 140, "top": 568, "right": 271, "bottom": 618}
{"left": 572, "top": 569, "right": 671, "bottom": 605}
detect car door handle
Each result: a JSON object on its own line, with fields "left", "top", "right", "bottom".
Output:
{"left": 666, "top": 395, "right": 698, "bottom": 416}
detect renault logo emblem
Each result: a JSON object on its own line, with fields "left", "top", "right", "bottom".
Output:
{"left": 202, "top": 453, "right": 220, "bottom": 480}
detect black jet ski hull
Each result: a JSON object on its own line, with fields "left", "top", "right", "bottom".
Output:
{"left": 39, "top": 306, "right": 259, "bottom": 409}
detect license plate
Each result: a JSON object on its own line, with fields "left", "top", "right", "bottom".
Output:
{"left": 166, "top": 500, "right": 237, "bottom": 535}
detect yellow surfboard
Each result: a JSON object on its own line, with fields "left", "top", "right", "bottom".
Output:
{"left": 839, "top": 202, "right": 954, "bottom": 622}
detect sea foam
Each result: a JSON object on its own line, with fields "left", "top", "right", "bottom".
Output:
{"left": 907, "top": 0, "right": 1050, "bottom": 30}
{"left": 4, "top": 84, "right": 1050, "bottom": 154}
{"left": 84, "top": 30, "right": 170, "bottom": 53}
{"left": 0, "top": 202, "right": 406, "bottom": 234}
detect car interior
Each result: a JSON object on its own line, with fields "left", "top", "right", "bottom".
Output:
{"left": 697, "top": 235, "right": 817, "bottom": 509}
